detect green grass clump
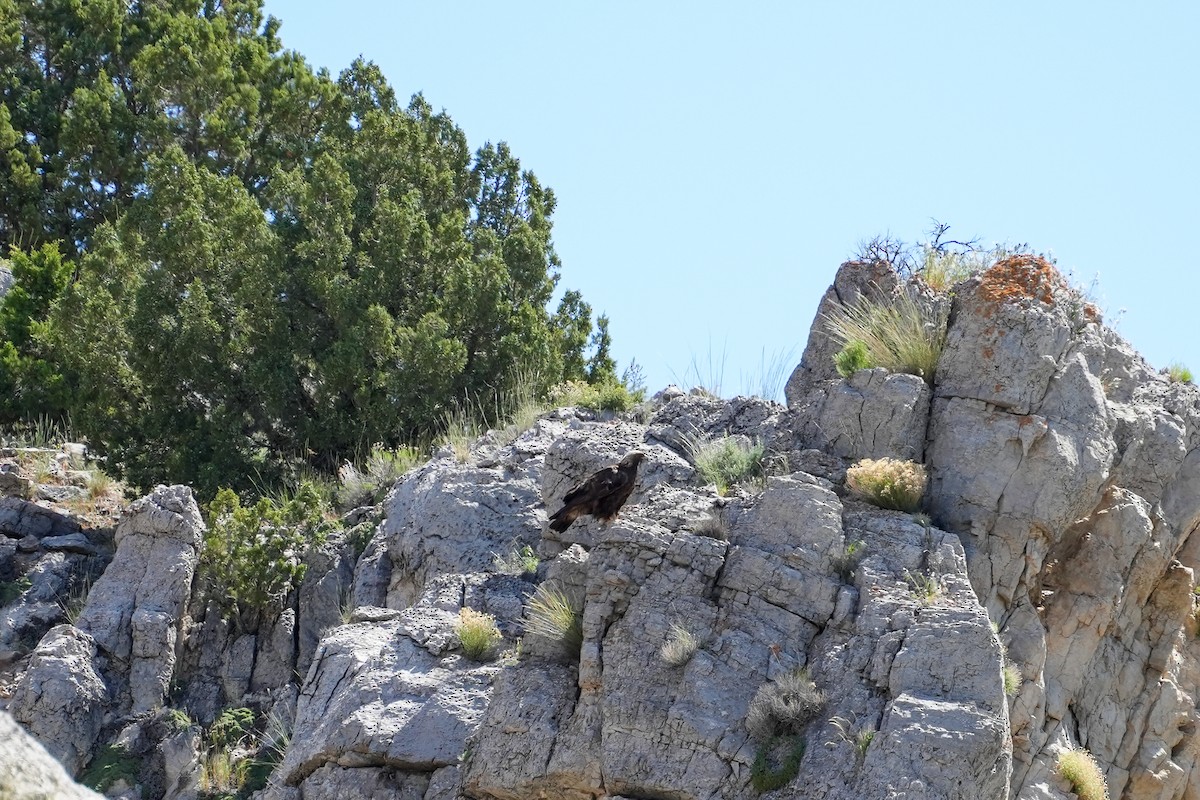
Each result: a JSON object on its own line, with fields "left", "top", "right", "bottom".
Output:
{"left": 549, "top": 379, "right": 644, "bottom": 413}
{"left": 80, "top": 744, "right": 140, "bottom": 792}
{"left": 209, "top": 707, "right": 255, "bottom": 749}
{"left": 336, "top": 443, "right": 423, "bottom": 509}
{"left": 660, "top": 624, "right": 702, "bottom": 667}
{"left": 846, "top": 457, "right": 926, "bottom": 512}
{"left": 902, "top": 568, "right": 943, "bottom": 605}
{"left": 824, "top": 288, "right": 947, "bottom": 383}
{"left": 494, "top": 544, "right": 539, "bottom": 576}
{"left": 1003, "top": 662, "right": 1022, "bottom": 696}
{"left": 456, "top": 607, "right": 502, "bottom": 661}
{"left": 687, "top": 434, "right": 766, "bottom": 496}
{"left": 833, "top": 339, "right": 873, "bottom": 378}
{"left": 1167, "top": 362, "right": 1194, "bottom": 385}
{"left": 751, "top": 735, "right": 806, "bottom": 793}
{"left": 525, "top": 584, "right": 583, "bottom": 660}
{"left": 1057, "top": 747, "right": 1109, "bottom": 800}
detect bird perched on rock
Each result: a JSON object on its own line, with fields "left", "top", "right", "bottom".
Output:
{"left": 548, "top": 451, "right": 646, "bottom": 533}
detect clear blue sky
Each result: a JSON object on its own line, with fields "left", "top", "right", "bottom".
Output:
{"left": 263, "top": 1, "right": 1199, "bottom": 399}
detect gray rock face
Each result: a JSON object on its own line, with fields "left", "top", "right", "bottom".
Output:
{"left": 0, "top": 710, "right": 103, "bottom": 799}
{"left": 9, "top": 625, "right": 108, "bottom": 775}
{"left": 75, "top": 484, "right": 203, "bottom": 713}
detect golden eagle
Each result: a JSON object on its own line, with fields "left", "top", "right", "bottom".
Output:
{"left": 548, "top": 451, "right": 646, "bottom": 533}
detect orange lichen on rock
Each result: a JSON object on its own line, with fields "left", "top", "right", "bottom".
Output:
{"left": 978, "top": 254, "right": 1066, "bottom": 308}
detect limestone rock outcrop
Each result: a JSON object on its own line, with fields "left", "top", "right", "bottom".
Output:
{"left": 0, "top": 710, "right": 103, "bottom": 799}
{"left": 6, "top": 254, "right": 1198, "bottom": 800}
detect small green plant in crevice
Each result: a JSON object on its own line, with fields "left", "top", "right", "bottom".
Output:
{"left": 0, "top": 574, "right": 31, "bottom": 606}
{"left": 199, "top": 482, "right": 333, "bottom": 631}
{"left": 457, "top": 607, "right": 503, "bottom": 662}
{"left": 903, "top": 568, "right": 943, "bottom": 605}
{"left": 826, "top": 714, "right": 874, "bottom": 761}
{"left": 751, "top": 735, "right": 806, "bottom": 793}
{"left": 1166, "top": 362, "right": 1194, "bottom": 385}
{"left": 823, "top": 287, "right": 947, "bottom": 384}
{"left": 209, "top": 707, "right": 255, "bottom": 749}
{"left": 524, "top": 583, "right": 583, "bottom": 660}
{"left": 846, "top": 457, "right": 926, "bottom": 512}
{"left": 494, "top": 544, "right": 539, "bottom": 577}
{"left": 165, "top": 708, "right": 195, "bottom": 733}
{"left": 686, "top": 433, "right": 766, "bottom": 496}
{"left": 660, "top": 624, "right": 702, "bottom": 667}
{"left": 831, "top": 540, "right": 865, "bottom": 583}
{"left": 833, "top": 339, "right": 873, "bottom": 378}
{"left": 79, "top": 743, "right": 140, "bottom": 793}
{"left": 1057, "top": 747, "right": 1110, "bottom": 800}
{"left": 238, "top": 708, "right": 293, "bottom": 797}
{"left": 745, "top": 668, "right": 826, "bottom": 743}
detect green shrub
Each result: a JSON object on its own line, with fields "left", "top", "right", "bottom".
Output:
{"left": 660, "top": 624, "right": 701, "bottom": 667}
{"left": 1057, "top": 747, "right": 1109, "bottom": 800}
{"left": 209, "top": 707, "right": 255, "bottom": 749}
{"left": 746, "top": 669, "right": 825, "bottom": 742}
{"left": 525, "top": 584, "right": 583, "bottom": 660}
{"left": 751, "top": 735, "right": 805, "bottom": 793}
{"left": 200, "top": 483, "right": 331, "bottom": 628}
{"left": 833, "top": 339, "right": 873, "bottom": 378}
{"left": 80, "top": 744, "right": 140, "bottom": 792}
{"left": 456, "top": 607, "right": 502, "bottom": 661}
{"left": 824, "top": 288, "right": 947, "bottom": 383}
{"left": 1167, "top": 362, "right": 1194, "bottom": 385}
{"left": 165, "top": 708, "right": 195, "bottom": 733}
{"left": 687, "top": 434, "right": 766, "bottom": 496}
{"left": 845, "top": 457, "right": 926, "bottom": 512}
{"left": 0, "top": 575, "right": 31, "bottom": 606}
{"left": 549, "top": 379, "right": 644, "bottom": 413}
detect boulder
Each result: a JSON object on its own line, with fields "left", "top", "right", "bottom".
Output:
{"left": 0, "top": 710, "right": 104, "bottom": 799}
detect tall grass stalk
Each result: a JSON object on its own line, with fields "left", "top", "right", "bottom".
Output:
{"left": 824, "top": 287, "right": 946, "bottom": 383}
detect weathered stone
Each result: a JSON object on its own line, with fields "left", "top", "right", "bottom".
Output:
{"left": 277, "top": 619, "right": 498, "bottom": 787}
{"left": 76, "top": 485, "right": 203, "bottom": 713}
{"left": 0, "top": 495, "right": 81, "bottom": 539}
{"left": 0, "top": 711, "right": 104, "bottom": 799}
{"left": 9, "top": 625, "right": 108, "bottom": 774}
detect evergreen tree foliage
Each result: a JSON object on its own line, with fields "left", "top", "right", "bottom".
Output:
{"left": 1, "top": 0, "right": 619, "bottom": 496}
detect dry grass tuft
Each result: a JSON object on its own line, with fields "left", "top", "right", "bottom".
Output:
{"left": 845, "top": 457, "right": 926, "bottom": 512}
{"left": 1057, "top": 747, "right": 1109, "bottom": 800}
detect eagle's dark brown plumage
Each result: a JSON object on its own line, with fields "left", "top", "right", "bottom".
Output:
{"left": 548, "top": 451, "right": 646, "bottom": 533}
